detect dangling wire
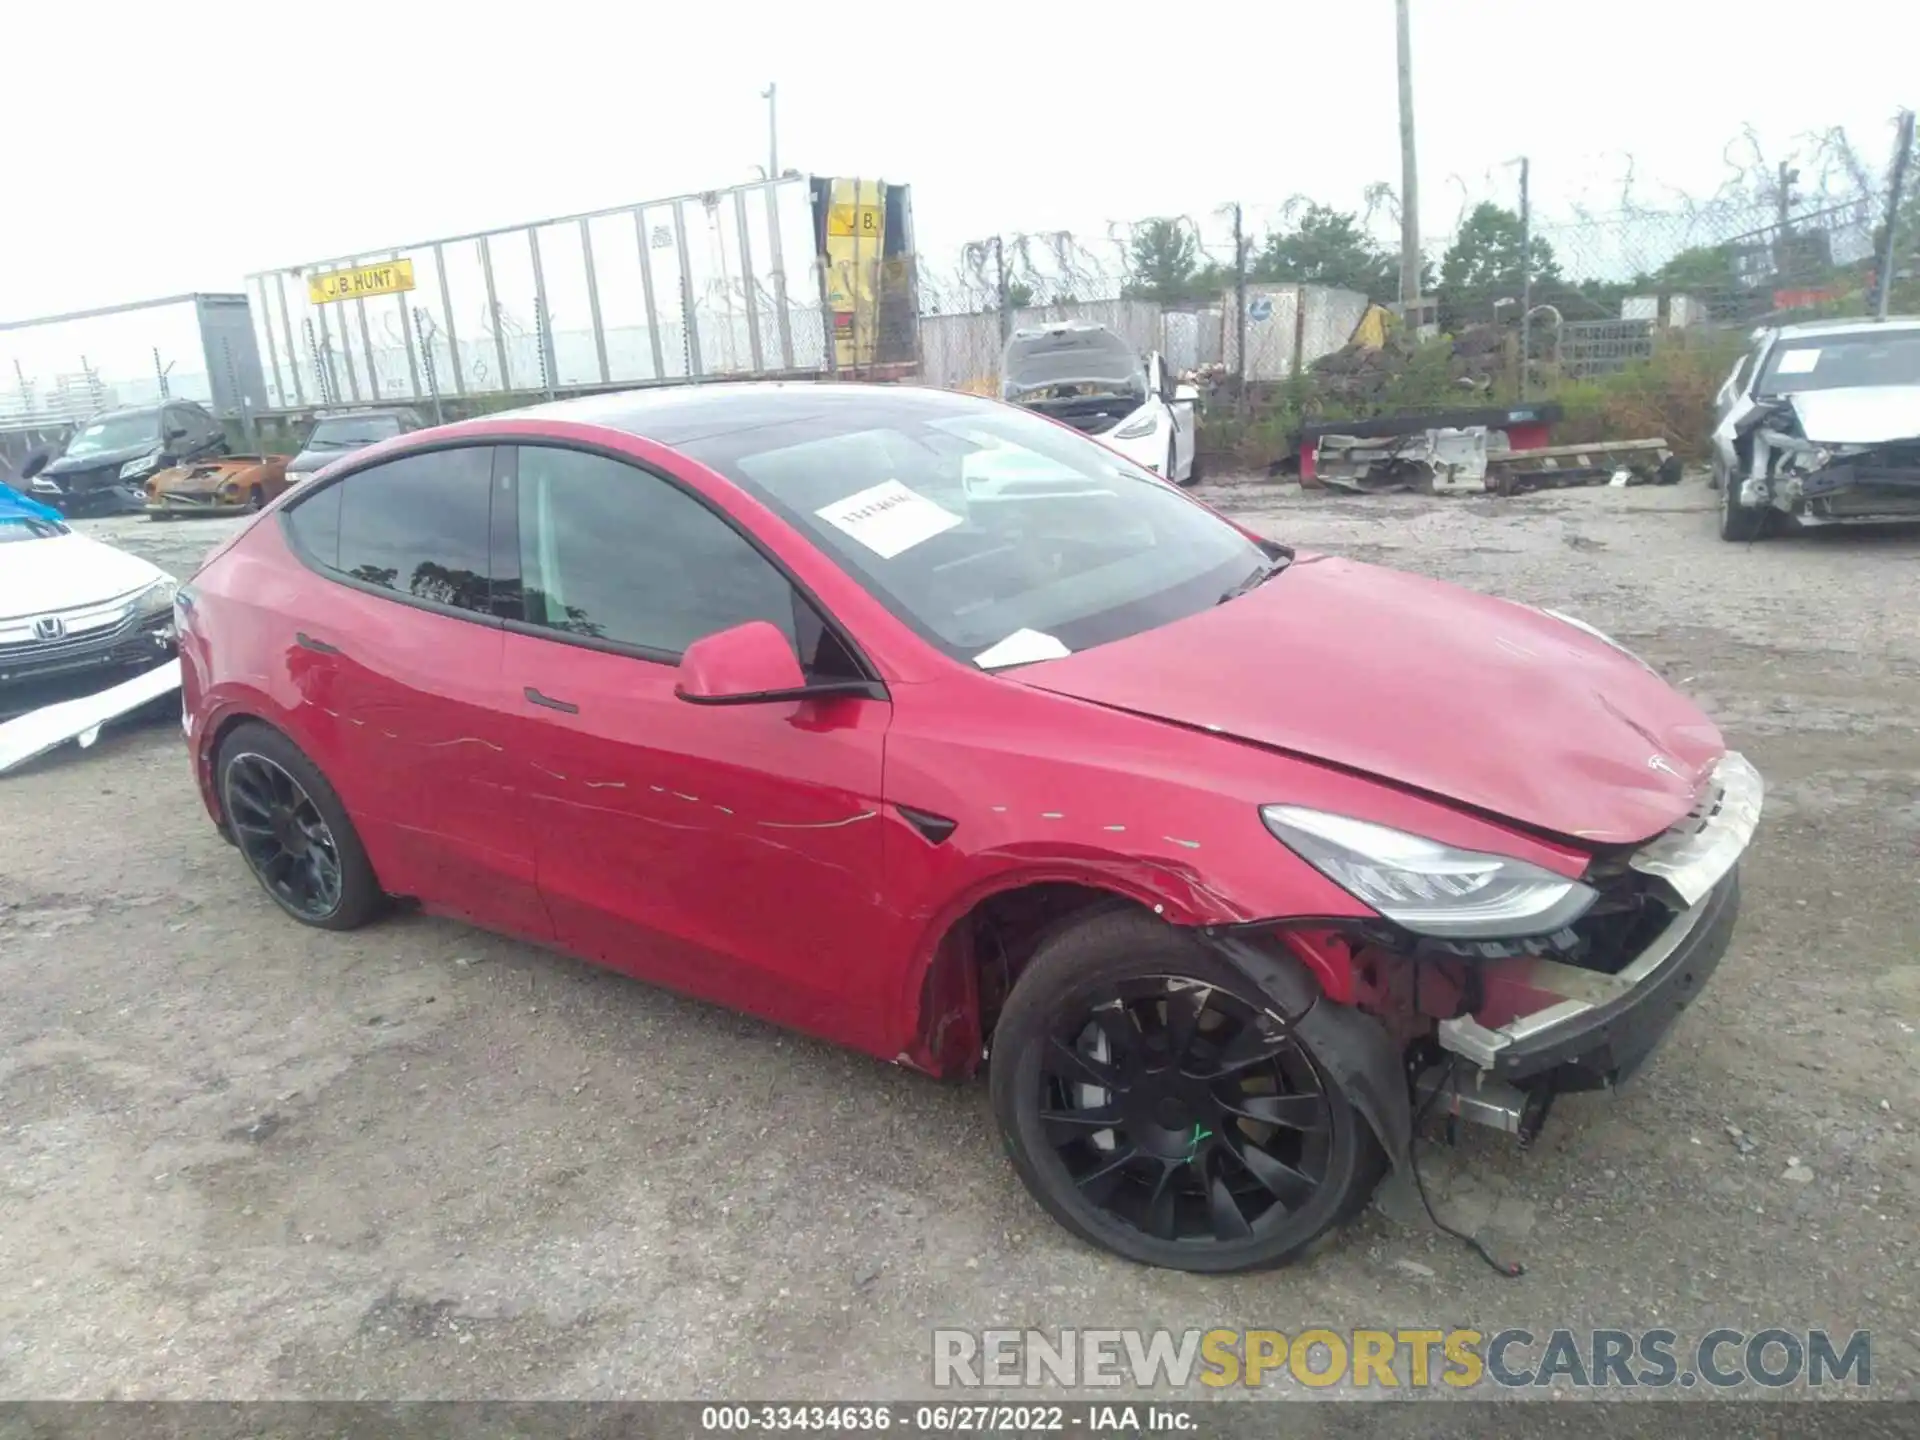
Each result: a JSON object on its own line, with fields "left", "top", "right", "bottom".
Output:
{"left": 1409, "top": 1057, "right": 1526, "bottom": 1278}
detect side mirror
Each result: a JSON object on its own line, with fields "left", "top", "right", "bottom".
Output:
{"left": 21, "top": 449, "right": 50, "bottom": 481}
{"left": 674, "top": 621, "right": 876, "bottom": 706}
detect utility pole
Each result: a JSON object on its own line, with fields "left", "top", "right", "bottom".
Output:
{"left": 1395, "top": 0, "right": 1422, "bottom": 310}
{"left": 1517, "top": 156, "right": 1531, "bottom": 400}
{"left": 761, "top": 83, "right": 779, "bottom": 179}
{"left": 1875, "top": 110, "right": 1916, "bottom": 321}
{"left": 993, "top": 235, "right": 1011, "bottom": 341}
{"left": 1232, "top": 202, "right": 1248, "bottom": 415}
{"left": 1774, "top": 159, "right": 1800, "bottom": 280}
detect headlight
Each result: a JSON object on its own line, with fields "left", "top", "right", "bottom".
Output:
{"left": 133, "top": 576, "right": 178, "bottom": 616}
{"left": 1259, "top": 805, "right": 1596, "bottom": 939}
{"left": 1111, "top": 409, "right": 1159, "bottom": 440}
{"left": 1539, "top": 607, "right": 1655, "bottom": 671}
{"left": 120, "top": 453, "right": 162, "bottom": 479}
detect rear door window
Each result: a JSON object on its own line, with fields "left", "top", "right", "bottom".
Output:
{"left": 313, "top": 446, "right": 497, "bottom": 615}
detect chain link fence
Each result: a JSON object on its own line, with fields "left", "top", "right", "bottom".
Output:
{"left": 5, "top": 119, "right": 1915, "bottom": 463}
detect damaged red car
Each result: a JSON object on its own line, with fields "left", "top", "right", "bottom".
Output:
{"left": 176, "top": 384, "right": 1762, "bottom": 1272}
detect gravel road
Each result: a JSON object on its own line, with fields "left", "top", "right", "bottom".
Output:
{"left": 1, "top": 480, "right": 1915, "bottom": 1405}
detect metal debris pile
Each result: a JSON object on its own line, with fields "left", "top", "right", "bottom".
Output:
{"left": 1314, "top": 429, "right": 1684, "bottom": 497}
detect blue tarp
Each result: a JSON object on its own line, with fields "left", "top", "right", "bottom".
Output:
{"left": 0, "top": 482, "right": 65, "bottom": 527}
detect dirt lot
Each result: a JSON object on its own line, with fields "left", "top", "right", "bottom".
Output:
{"left": 2, "top": 480, "right": 1916, "bottom": 1403}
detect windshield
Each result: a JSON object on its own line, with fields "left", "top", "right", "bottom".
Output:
{"left": 1758, "top": 330, "right": 1920, "bottom": 394}
{"left": 62, "top": 411, "right": 160, "bottom": 459}
{"left": 0, "top": 484, "right": 70, "bottom": 541}
{"left": 1002, "top": 327, "right": 1146, "bottom": 403}
{"left": 679, "top": 392, "right": 1267, "bottom": 667}
{"left": 306, "top": 414, "right": 404, "bottom": 450}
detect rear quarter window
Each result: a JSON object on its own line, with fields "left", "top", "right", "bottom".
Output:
{"left": 285, "top": 447, "right": 496, "bottom": 616}
{"left": 281, "top": 480, "right": 341, "bottom": 568}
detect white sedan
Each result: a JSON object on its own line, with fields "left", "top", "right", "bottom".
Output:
{"left": 0, "top": 486, "right": 178, "bottom": 699}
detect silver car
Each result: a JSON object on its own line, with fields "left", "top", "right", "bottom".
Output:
{"left": 1709, "top": 316, "right": 1920, "bottom": 540}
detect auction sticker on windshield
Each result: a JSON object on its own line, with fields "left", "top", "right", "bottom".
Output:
{"left": 1775, "top": 348, "right": 1820, "bottom": 374}
{"left": 974, "top": 629, "right": 1072, "bottom": 669}
{"left": 815, "top": 480, "right": 961, "bottom": 559}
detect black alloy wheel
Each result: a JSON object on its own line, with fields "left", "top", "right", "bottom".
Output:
{"left": 224, "top": 751, "right": 344, "bottom": 921}
{"left": 990, "top": 910, "right": 1382, "bottom": 1272}
{"left": 1039, "top": 977, "right": 1336, "bottom": 1246}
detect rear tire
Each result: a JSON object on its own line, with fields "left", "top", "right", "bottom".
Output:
{"left": 1720, "top": 472, "right": 1769, "bottom": 542}
{"left": 216, "top": 722, "right": 384, "bottom": 931}
{"left": 988, "top": 909, "right": 1383, "bottom": 1272}
{"left": 1184, "top": 445, "right": 1204, "bottom": 486}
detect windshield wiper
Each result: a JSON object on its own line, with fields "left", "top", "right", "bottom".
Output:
{"left": 1217, "top": 546, "right": 1295, "bottom": 605}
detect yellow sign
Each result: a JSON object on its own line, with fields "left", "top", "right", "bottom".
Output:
{"left": 307, "top": 259, "right": 416, "bottom": 305}
{"left": 826, "top": 202, "right": 883, "bottom": 238}
{"left": 823, "top": 180, "right": 887, "bottom": 370}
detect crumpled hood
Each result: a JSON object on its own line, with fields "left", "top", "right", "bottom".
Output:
{"left": 1787, "top": 385, "right": 1920, "bottom": 446}
{"left": 1013, "top": 555, "right": 1725, "bottom": 846}
{"left": 0, "top": 531, "right": 166, "bottom": 619}
{"left": 44, "top": 441, "right": 155, "bottom": 476}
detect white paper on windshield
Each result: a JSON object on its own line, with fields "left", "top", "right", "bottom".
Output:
{"left": 815, "top": 480, "right": 961, "bottom": 560}
{"left": 973, "top": 629, "right": 1072, "bottom": 670}
{"left": 1775, "top": 349, "right": 1820, "bottom": 374}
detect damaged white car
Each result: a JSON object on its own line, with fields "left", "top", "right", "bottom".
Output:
{"left": 1002, "top": 322, "right": 1201, "bottom": 485}
{"left": 0, "top": 483, "right": 180, "bottom": 767}
{"left": 1711, "top": 316, "right": 1920, "bottom": 540}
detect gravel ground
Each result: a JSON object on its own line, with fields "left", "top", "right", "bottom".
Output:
{"left": 1, "top": 479, "right": 1916, "bottom": 1405}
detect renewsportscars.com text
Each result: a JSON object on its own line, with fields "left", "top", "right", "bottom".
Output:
{"left": 932, "top": 1327, "right": 1872, "bottom": 1390}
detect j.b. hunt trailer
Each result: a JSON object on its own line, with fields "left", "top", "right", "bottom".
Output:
{"left": 244, "top": 175, "right": 919, "bottom": 416}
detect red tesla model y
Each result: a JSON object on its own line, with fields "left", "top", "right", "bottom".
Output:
{"left": 176, "top": 383, "right": 1760, "bottom": 1272}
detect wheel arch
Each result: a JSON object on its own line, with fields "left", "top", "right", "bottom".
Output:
{"left": 198, "top": 708, "right": 294, "bottom": 839}
{"left": 895, "top": 865, "right": 1357, "bottom": 1081}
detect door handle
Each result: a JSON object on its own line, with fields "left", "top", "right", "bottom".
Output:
{"left": 295, "top": 632, "right": 340, "bottom": 655}
{"left": 524, "top": 686, "right": 579, "bottom": 714}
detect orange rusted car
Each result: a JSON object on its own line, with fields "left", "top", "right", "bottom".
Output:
{"left": 146, "top": 454, "right": 293, "bottom": 518}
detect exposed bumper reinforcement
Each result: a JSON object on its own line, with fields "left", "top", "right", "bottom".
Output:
{"left": 1439, "top": 868, "right": 1741, "bottom": 1088}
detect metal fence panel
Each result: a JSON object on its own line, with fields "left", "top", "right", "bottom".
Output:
{"left": 0, "top": 295, "right": 249, "bottom": 428}
{"left": 246, "top": 178, "right": 826, "bottom": 410}
{"left": 1558, "top": 319, "right": 1657, "bottom": 377}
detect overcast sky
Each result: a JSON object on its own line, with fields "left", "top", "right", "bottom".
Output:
{"left": 6, "top": 0, "right": 1915, "bottom": 322}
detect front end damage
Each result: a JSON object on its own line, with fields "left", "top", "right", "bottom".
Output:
{"left": 1255, "top": 753, "right": 1762, "bottom": 1155}
{"left": 1734, "top": 396, "right": 1920, "bottom": 526}
{"left": 146, "top": 455, "right": 290, "bottom": 517}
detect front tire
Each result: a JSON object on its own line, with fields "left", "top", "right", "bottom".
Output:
{"left": 216, "top": 722, "right": 383, "bottom": 930}
{"left": 1720, "top": 471, "right": 1769, "bottom": 542}
{"left": 989, "top": 909, "right": 1383, "bottom": 1272}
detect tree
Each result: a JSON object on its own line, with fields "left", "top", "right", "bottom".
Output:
{"left": 1438, "top": 203, "right": 1563, "bottom": 322}
{"left": 1003, "top": 281, "right": 1035, "bottom": 310}
{"left": 1651, "top": 242, "right": 1743, "bottom": 293}
{"left": 1251, "top": 205, "right": 1420, "bottom": 300}
{"left": 1124, "top": 219, "right": 1199, "bottom": 304}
